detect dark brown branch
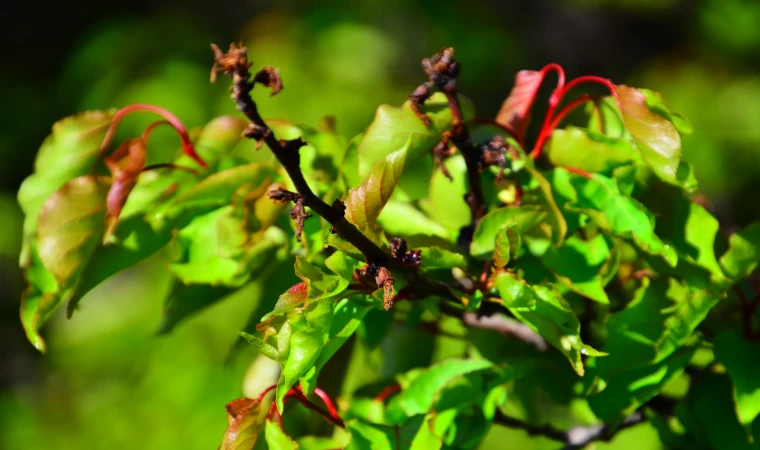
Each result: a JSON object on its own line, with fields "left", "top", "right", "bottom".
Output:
{"left": 410, "top": 48, "right": 487, "bottom": 233}
{"left": 211, "top": 43, "right": 458, "bottom": 305}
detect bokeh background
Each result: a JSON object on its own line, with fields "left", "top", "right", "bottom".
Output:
{"left": 2, "top": 0, "right": 760, "bottom": 448}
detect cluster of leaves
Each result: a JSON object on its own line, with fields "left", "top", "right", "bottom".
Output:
{"left": 17, "top": 45, "right": 760, "bottom": 449}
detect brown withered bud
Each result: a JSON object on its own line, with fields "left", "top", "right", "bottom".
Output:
{"left": 210, "top": 43, "right": 251, "bottom": 82}
{"left": 290, "top": 198, "right": 311, "bottom": 241}
{"left": 409, "top": 82, "right": 433, "bottom": 127}
{"left": 242, "top": 123, "right": 271, "bottom": 150}
{"left": 432, "top": 131, "right": 455, "bottom": 181}
{"left": 389, "top": 237, "right": 408, "bottom": 259}
{"left": 422, "top": 47, "right": 460, "bottom": 93}
{"left": 253, "top": 66, "right": 283, "bottom": 96}
{"left": 389, "top": 237, "right": 422, "bottom": 268}
{"left": 375, "top": 267, "right": 396, "bottom": 311}
{"left": 268, "top": 188, "right": 300, "bottom": 203}
{"left": 481, "top": 135, "right": 508, "bottom": 181}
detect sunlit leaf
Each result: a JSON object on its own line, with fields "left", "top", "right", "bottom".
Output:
{"left": 18, "top": 110, "right": 114, "bottom": 264}
{"left": 719, "top": 222, "right": 760, "bottom": 282}
{"left": 563, "top": 170, "right": 677, "bottom": 266}
{"left": 546, "top": 127, "right": 641, "bottom": 175}
{"left": 37, "top": 176, "right": 110, "bottom": 288}
{"left": 265, "top": 420, "right": 299, "bottom": 450}
{"left": 542, "top": 234, "right": 611, "bottom": 304}
{"left": 617, "top": 85, "right": 682, "bottom": 185}
{"left": 221, "top": 397, "right": 262, "bottom": 450}
{"left": 470, "top": 206, "right": 545, "bottom": 260}
{"left": 394, "top": 358, "right": 493, "bottom": 417}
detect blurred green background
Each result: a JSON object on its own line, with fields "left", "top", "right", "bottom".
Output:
{"left": 2, "top": 0, "right": 760, "bottom": 448}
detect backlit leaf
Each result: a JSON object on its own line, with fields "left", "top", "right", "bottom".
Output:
{"left": 221, "top": 397, "right": 262, "bottom": 450}
{"left": 495, "top": 70, "right": 544, "bottom": 141}
{"left": 617, "top": 85, "right": 682, "bottom": 185}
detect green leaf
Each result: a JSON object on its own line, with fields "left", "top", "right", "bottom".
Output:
{"left": 641, "top": 88, "right": 693, "bottom": 135}
{"left": 18, "top": 110, "right": 115, "bottom": 264}
{"left": 376, "top": 200, "right": 450, "bottom": 240}
{"left": 720, "top": 222, "right": 760, "bottom": 282}
{"left": 714, "top": 330, "right": 760, "bottom": 431}
{"left": 564, "top": 170, "right": 677, "bottom": 266}
{"left": 408, "top": 409, "right": 458, "bottom": 450}
{"left": 37, "top": 176, "right": 110, "bottom": 288}
{"left": 169, "top": 208, "right": 284, "bottom": 286}
{"left": 546, "top": 127, "right": 641, "bottom": 175}
{"left": 423, "top": 155, "right": 470, "bottom": 235}
{"left": 314, "top": 297, "right": 373, "bottom": 372}
{"left": 66, "top": 217, "right": 171, "bottom": 317}
{"left": 494, "top": 272, "right": 536, "bottom": 310}
{"left": 523, "top": 165, "right": 567, "bottom": 245}
{"left": 417, "top": 246, "right": 467, "bottom": 269}
{"left": 493, "top": 225, "right": 520, "bottom": 268}
{"left": 394, "top": 358, "right": 493, "bottom": 417}
{"left": 162, "top": 163, "right": 277, "bottom": 224}
{"left": 502, "top": 283, "right": 603, "bottom": 375}
{"left": 265, "top": 420, "right": 299, "bottom": 450}
{"left": 221, "top": 398, "right": 262, "bottom": 450}
{"left": 589, "top": 344, "right": 697, "bottom": 422}
{"left": 616, "top": 85, "right": 682, "bottom": 185}
{"left": 276, "top": 299, "right": 334, "bottom": 411}
{"left": 470, "top": 206, "right": 546, "bottom": 260}
{"left": 644, "top": 188, "right": 726, "bottom": 285}
{"left": 596, "top": 277, "right": 719, "bottom": 378}
{"left": 542, "top": 234, "right": 611, "bottom": 304}
{"left": 346, "top": 420, "right": 395, "bottom": 449}
{"left": 345, "top": 132, "right": 434, "bottom": 227}
{"left": 239, "top": 331, "right": 279, "bottom": 360}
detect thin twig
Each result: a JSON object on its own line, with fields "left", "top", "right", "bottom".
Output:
{"left": 409, "top": 48, "right": 488, "bottom": 225}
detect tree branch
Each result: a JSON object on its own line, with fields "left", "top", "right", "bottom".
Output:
{"left": 493, "top": 409, "right": 645, "bottom": 448}
{"left": 409, "top": 48, "right": 488, "bottom": 227}
{"left": 210, "top": 43, "right": 458, "bottom": 305}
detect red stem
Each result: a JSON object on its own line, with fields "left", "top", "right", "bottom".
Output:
{"left": 564, "top": 166, "right": 593, "bottom": 179}
{"left": 374, "top": 384, "right": 401, "bottom": 403}
{"left": 257, "top": 384, "right": 277, "bottom": 403}
{"left": 141, "top": 120, "right": 171, "bottom": 145}
{"left": 531, "top": 75, "right": 620, "bottom": 159}
{"left": 531, "top": 95, "right": 593, "bottom": 156}
{"left": 313, "top": 387, "right": 341, "bottom": 421}
{"left": 100, "top": 104, "right": 207, "bottom": 168}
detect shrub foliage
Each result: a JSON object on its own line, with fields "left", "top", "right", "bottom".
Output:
{"left": 17, "top": 44, "right": 760, "bottom": 448}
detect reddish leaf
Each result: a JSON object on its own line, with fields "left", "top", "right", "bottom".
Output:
{"left": 37, "top": 176, "right": 110, "bottom": 287}
{"left": 104, "top": 139, "right": 146, "bottom": 241}
{"left": 221, "top": 397, "right": 262, "bottom": 450}
{"left": 616, "top": 85, "right": 682, "bottom": 184}
{"left": 495, "top": 70, "right": 545, "bottom": 142}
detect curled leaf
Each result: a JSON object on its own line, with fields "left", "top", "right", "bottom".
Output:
{"left": 104, "top": 139, "right": 146, "bottom": 241}
{"left": 495, "top": 70, "right": 544, "bottom": 142}
{"left": 221, "top": 398, "right": 262, "bottom": 450}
